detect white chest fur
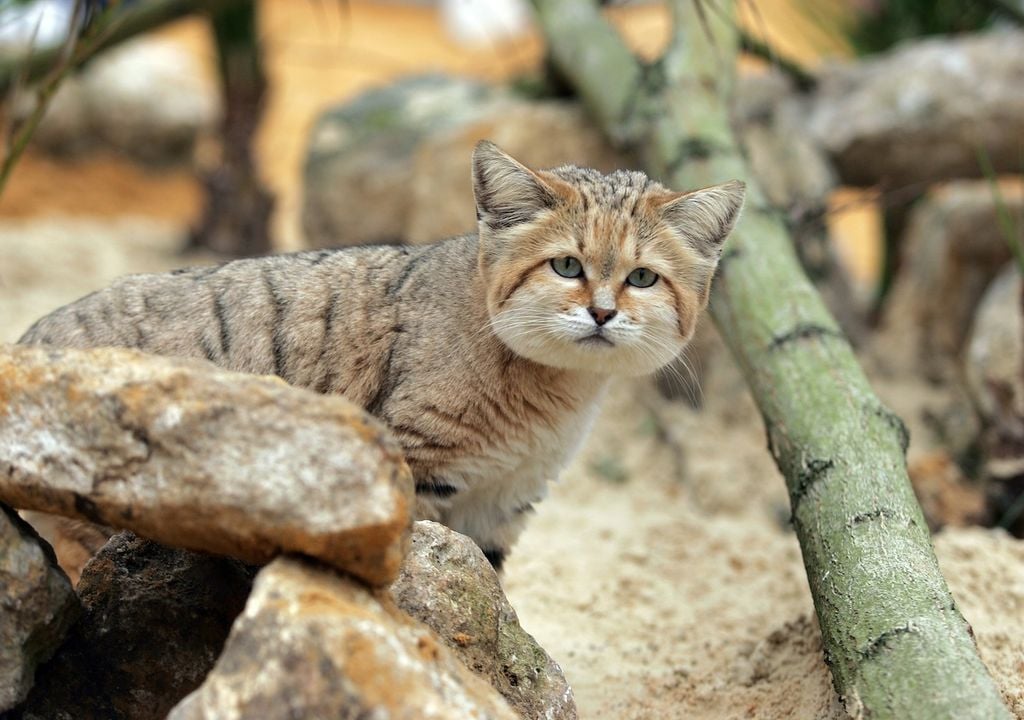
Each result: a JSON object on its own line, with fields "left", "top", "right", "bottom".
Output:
{"left": 440, "top": 384, "right": 606, "bottom": 546}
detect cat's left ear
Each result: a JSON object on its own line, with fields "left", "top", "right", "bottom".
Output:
{"left": 472, "top": 140, "right": 560, "bottom": 230}
{"left": 657, "top": 180, "right": 746, "bottom": 258}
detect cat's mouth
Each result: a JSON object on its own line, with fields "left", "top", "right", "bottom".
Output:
{"left": 577, "top": 333, "right": 615, "bottom": 347}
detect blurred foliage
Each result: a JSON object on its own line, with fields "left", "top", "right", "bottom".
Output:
{"left": 844, "top": 0, "right": 998, "bottom": 54}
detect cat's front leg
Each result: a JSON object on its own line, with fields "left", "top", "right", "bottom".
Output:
{"left": 443, "top": 498, "right": 537, "bottom": 574}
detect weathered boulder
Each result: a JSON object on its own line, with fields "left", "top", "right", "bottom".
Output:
{"left": 0, "top": 504, "right": 78, "bottom": 712}
{"left": 734, "top": 71, "right": 836, "bottom": 213}
{"left": 28, "top": 37, "right": 218, "bottom": 164}
{"left": 169, "top": 557, "right": 519, "bottom": 720}
{"left": 17, "top": 533, "right": 253, "bottom": 720}
{"left": 403, "top": 100, "right": 627, "bottom": 244}
{"left": 882, "top": 181, "right": 1020, "bottom": 379}
{"left": 908, "top": 452, "right": 990, "bottom": 531}
{"left": 302, "top": 75, "right": 501, "bottom": 247}
{"left": 805, "top": 30, "right": 1024, "bottom": 188}
{"left": 391, "top": 521, "right": 577, "bottom": 720}
{"left": 301, "top": 74, "right": 628, "bottom": 248}
{"left": 0, "top": 344, "right": 412, "bottom": 586}
{"left": 965, "top": 266, "right": 1024, "bottom": 480}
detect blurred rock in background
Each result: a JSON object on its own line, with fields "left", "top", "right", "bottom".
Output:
{"left": 302, "top": 74, "right": 627, "bottom": 249}
{"left": 23, "top": 37, "right": 219, "bottom": 165}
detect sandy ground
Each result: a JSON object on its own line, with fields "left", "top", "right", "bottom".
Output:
{"left": 3, "top": 220, "right": 1023, "bottom": 718}
{"left": 1, "top": 2, "right": 1020, "bottom": 718}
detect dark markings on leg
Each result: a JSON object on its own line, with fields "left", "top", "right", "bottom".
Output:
{"left": 263, "top": 269, "right": 288, "bottom": 380}
{"left": 768, "top": 323, "right": 844, "bottom": 352}
{"left": 393, "top": 423, "right": 457, "bottom": 452}
{"left": 414, "top": 479, "right": 459, "bottom": 498}
{"left": 482, "top": 548, "right": 506, "bottom": 572}
{"left": 789, "top": 457, "right": 835, "bottom": 514}
{"left": 213, "top": 290, "right": 232, "bottom": 357}
{"left": 424, "top": 404, "right": 479, "bottom": 438}
{"left": 514, "top": 501, "right": 536, "bottom": 515}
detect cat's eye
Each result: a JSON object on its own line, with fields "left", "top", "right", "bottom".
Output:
{"left": 551, "top": 257, "right": 584, "bottom": 279}
{"left": 626, "top": 267, "right": 658, "bottom": 288}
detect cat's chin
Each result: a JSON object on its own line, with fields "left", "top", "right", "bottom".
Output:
{"left": 499, "top": 336, "right": 679, "bottom": 377}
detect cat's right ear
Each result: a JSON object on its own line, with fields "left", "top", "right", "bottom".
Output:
{"left": 472, "top": 141, "right": 556, "bottom": 231}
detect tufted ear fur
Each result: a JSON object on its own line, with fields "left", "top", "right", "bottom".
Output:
{"left": 472, "top": 141, "right": 557, "bottom": 230}
{"left": 658, "top": 180, "right": 746, "bottom": 258}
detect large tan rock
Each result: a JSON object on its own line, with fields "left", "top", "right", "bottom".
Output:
{"left": 404, "top": 101, "right": 628, "bottom": 244}
{"left": 301, "top": 75, "right": 629, "bottom": 248}
{"left": 169, "top": 557, "right": 519, "bottom": 720}
{"left": 0, "top": 504, "right": 79, "bottom": 712}
{"left": 28, "top": 37, "right": 218, "bottom": 164}
{"left": 391, "top": 521, "right": 577, "bottom": 720}
{"left": 965, "top": 267, "right": 1024, "bottom": 480}
{"left": 805, "top": 30, "right": 1024, "bottom": 188}
{"left": 882, "top": 181, "right": 1020, "bottom": 379}
{"left": 17, "top": 533, "right": 253, "bottom": 720}
{"left": 0, "top": 344, "right": 412, "bottom": 586}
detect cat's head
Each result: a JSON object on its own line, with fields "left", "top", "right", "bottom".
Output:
{"left": 472, "top": 140, "right": 744, "bottom": 375}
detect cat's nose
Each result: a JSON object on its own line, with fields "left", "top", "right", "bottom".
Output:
{"left": 588, "top": 306, "right": 618, "bottom": 326}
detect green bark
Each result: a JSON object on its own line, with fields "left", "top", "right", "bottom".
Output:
{"left": 529, "top": 0, "right": 1011, "bottom": 716}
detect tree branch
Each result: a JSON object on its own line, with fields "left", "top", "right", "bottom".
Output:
{"left": 0, "top": 0, "right": 216, "bottom": 96}
{"left": 529, "top": 0, "right": 1011, "bottom": 716}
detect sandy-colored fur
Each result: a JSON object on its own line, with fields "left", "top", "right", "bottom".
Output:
{"left": 20, "top": 141, "right": 744, "bottom": 569}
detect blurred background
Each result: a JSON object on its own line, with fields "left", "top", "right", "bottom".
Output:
{"left": 1, "top": 1, "right": 1023, "bottom": 717}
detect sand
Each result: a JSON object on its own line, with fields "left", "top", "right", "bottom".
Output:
{"left": 3, "top": 223, "right": 1022, "bottom": 718}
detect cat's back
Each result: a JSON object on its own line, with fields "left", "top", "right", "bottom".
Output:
{"left": 18, "top": 239, "right": 477, "bottom": 385}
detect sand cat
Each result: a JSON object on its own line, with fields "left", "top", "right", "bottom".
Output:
{"left": 21, "top": 141, "right": 744, "bottom": 570}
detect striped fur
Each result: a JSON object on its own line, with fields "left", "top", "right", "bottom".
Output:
{"left": 20, "top": 141, "right": 744, "bottom": 569}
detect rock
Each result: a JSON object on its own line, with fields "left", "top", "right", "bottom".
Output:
{"left": 301, "top": 75, "right": 628, "bottom": 248}
{"left": 733, "top": 71, "right": 866, "bottom": 340}
{"left": 908, "top": 452, "right": 990, "bottom": 531}
{"left": 16, "top": 533, "right": 253, "bottom": 720}
{"left": 406, "top": 100, "right": 628, "bottom": 243}
{"left": 735, "top": 72, "right": 836, "bottom": 212}
{"left": 391, "top": 521, "right": 577, "bottom": 720}
{"left": 168, "top": 557, "right": 519, "bottom": 720}
{"left": 29, "top": 37, "right": 218, "bottom": 164}
{"left": 0, "top": 344, "right": 412, "bottom": 586}
{"left": 882, "top": 181, "right": 1020, "bottom": 379}
{"left": 965, "top": 266, "right": 1024, "bottom": 480}
{"left": 302, "top": 75, "right": 502, "bottom": 247}
{"left": 0, "top": 504, "right": 79, "bottom": 712}
{"left": 805, "top": 30, "right": 1024, "bottom": 188}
